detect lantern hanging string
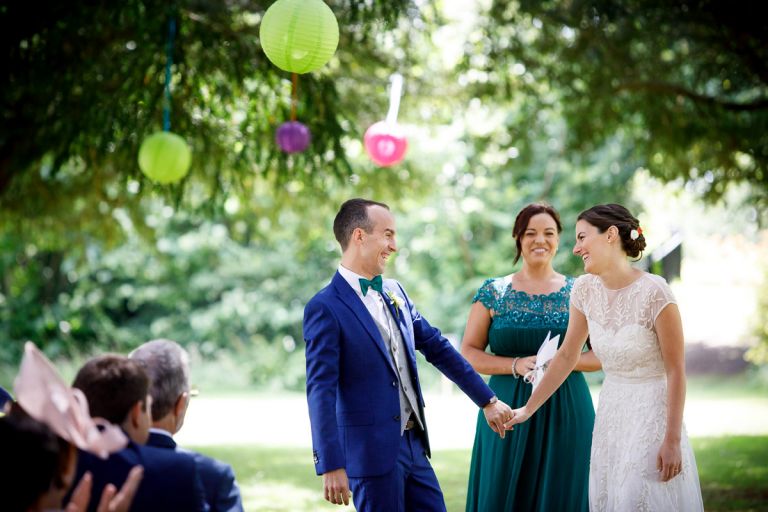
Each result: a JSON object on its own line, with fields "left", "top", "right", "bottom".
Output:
{"left": 290, "top": 73, "right": 298, "bottom": 122}
{"left": 162, "top": 17, "right": 177, "bottom": 132}
{"left": 385, "top": 73, "right": 404, "bottom": 125}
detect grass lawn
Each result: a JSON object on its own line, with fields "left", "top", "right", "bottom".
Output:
{"left": 195, "top": 435, "right": 768, "bottom": 512}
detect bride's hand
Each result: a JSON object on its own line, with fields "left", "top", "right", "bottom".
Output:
{"left": 503, "top": 407, "right": 531, "bottom": 430}
{"left": 656, "top": 438, "right": 683, "bottom": 482}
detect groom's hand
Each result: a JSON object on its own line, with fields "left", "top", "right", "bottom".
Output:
{"left": 323, "top": 468, "right": 351, "bottom": 506}
{"left": 503, "top": 407, "right": 532, "bottom": 430}
{"left": 482, "top": 399, "right": 514, "bottom": 439}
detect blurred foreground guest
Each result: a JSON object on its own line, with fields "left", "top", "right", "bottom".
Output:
{"left": 131, "top": 339, "right": 243, "bottom": 512}
{"left": 71, "top": 354, "right": 208, "bottom": 512}
{"left": 1, "top": 410, "right": 78, "bottom": 511}
{"left": 1, "top": 342, "right": 142, "bottom": 512}
{"left": 0, "top": 410, "right": 141, "bottom": 512}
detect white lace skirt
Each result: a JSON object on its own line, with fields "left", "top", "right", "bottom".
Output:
{"left": 589, "top": 375, "right": 704, "bottom": 512}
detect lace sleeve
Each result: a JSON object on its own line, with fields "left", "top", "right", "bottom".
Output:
{"left": 647, "top": 275, "right": 677, "bottom": 322}
{"left": 570, "top": 275, "right": 589, "bottom": 314}
{"left": 472, "top": 278, "right": 498, "bottom": 310}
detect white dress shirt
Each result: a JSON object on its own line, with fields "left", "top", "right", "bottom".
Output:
{"left": 337, "top": 265, "right": 390, "bottom": 331}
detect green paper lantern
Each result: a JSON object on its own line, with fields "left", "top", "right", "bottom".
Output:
{"left": 259, "top": 0, "right": 339, "bottom": 74}
{"left": 138, "top": 131, "right": 192, "bottom": 184}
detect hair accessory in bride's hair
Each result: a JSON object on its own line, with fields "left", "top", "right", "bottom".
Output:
{"left": 630, "top": 226, "right": 643, "bottom": 240}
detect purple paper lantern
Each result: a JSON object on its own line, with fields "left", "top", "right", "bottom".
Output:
{"left": 276, "top": 121, "right": 311, "bottom": 153}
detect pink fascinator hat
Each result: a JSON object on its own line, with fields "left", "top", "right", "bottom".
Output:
{"left": 13, "top": 342, "right": 128, "bottom": 459}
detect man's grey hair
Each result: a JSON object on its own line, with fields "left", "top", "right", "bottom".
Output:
{"left": 129, "top": 339, "right": 190, "bottom": 421}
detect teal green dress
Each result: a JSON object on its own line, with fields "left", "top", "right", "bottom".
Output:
{"left": 465, "top": 277, "right": 595, "bottom": 511}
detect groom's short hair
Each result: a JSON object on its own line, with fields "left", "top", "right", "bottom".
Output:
{"left": 333, "top": 198, "right": 390, "bottom": 251}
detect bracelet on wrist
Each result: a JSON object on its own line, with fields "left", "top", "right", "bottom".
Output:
{"left": 511, "top": 357, "right": 520, "bottom": 378}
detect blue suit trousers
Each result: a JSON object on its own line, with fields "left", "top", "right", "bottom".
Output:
{"left": 349, "top": 430, "right": 447, "bottom": 512}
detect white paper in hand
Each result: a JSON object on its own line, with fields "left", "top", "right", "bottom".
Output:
{"left": 524, "top": 331, "right": 560, "bottom": 391}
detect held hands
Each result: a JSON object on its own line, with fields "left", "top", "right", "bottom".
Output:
{"left": 323, "top": 468, "right": 351, "bottom": 506}
{"left": 482, "top": 399, "right": 515, "bottom": 439}
{"left": 503, "top": 406, "right": 532, "bottom": 430}
{"left": 657, "top": 438, "right": 683, "bottom": 482}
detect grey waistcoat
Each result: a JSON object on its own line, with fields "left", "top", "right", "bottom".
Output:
{"left": 372, "top": 299, "right": 424, "bottom": 434}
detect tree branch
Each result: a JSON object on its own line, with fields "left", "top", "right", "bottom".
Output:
{"left": 617, "top": 81, "right": 768, "bottom": 111}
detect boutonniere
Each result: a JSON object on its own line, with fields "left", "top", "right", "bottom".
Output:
{"left": 386, "top": 290, "right": 405, "bottom": 319}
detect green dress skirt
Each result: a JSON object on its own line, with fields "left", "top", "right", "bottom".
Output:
{"left": 465, "top": 277, "right": 595, "bottom": 511}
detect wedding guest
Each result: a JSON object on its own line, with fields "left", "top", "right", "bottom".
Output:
{"left": 131, "top": 339, "right": 244, "bottom": 512}
{"left": 0, "top": 408, "right": 143, "bottom": 512}
{"left": 3, "top": 343, "right": 142, "bottom": 512}
{"left": 462, "top": 202, "right": 600, "bottom": 511}
{"left": 71, "top": 354, "right": 208, "bottom": 512}
{"left": 1, "top": 409, "right": 79, "bottom": 511}
{"left": 506, "top": 203, "right": 704, "bottom": 510}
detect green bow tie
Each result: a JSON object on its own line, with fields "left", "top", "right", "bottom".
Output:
{"left": 359, "top": 275, "right": 383, "bottom": 296}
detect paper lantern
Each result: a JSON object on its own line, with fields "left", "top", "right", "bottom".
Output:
{"left": 138, "top": 131, "right": 192, "bottom": 184}
{"left": 276, "top": 121, "right": 311, "bottom": 153}
{"left": 259, "top": 0, "right": 339, "bottom": 74}
{"left": 364, "top": 121, "right": 408, "bottom": 167}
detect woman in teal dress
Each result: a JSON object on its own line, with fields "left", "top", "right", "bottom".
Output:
{"left": 462, "top": 203, "right": 600, "bottom": 511}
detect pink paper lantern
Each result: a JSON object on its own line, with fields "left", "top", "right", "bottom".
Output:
{"left": 364, "top": 121, "right": 408, "bottom": 167}
{"left": 276, "top": 121, "right": 311, "bottom": 153}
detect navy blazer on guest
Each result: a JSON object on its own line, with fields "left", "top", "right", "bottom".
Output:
{"left": 304, "top": 273, "right": 494, "bottom": 478}
{"left": 147, "top": 430, "right": 244, "bottom": 512}
{"left": 72, "top": 438, "right": 208, "bottom": 512}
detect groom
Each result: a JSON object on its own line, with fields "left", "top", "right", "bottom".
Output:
{"left": 304, "top": 198, "right": 513, "bottom": 511}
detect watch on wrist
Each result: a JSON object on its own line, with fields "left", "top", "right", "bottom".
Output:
{"left": 485, "top": 395, "right": 498, "bottom": 407}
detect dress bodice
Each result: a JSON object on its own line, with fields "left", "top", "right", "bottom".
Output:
{"left": 473, "top": 276, "right": 573, "bottom": 357}
{"left": 570, "top": 272, "right": 675, "bottom": 380}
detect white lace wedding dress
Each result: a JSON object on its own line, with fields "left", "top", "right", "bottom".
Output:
{"left": 571, "top": 273, "right": 704, "bottom": 511}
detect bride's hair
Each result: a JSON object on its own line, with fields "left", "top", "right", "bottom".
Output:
{"left": 577, "top": 204, "right": 646, "bottom": 259}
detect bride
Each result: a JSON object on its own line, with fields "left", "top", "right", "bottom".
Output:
{"left": 506, "top": 204, "right": 703, "bottom": 511}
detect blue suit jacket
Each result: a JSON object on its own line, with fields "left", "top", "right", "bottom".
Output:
{"left": 72, "top": 438, "right": 208, "bottom": 512}
{"left": 304, "top": 272, "right": 494, "bottom": 478}
{"left": 147, "top": 431, "right": 244, "bottom": 512}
